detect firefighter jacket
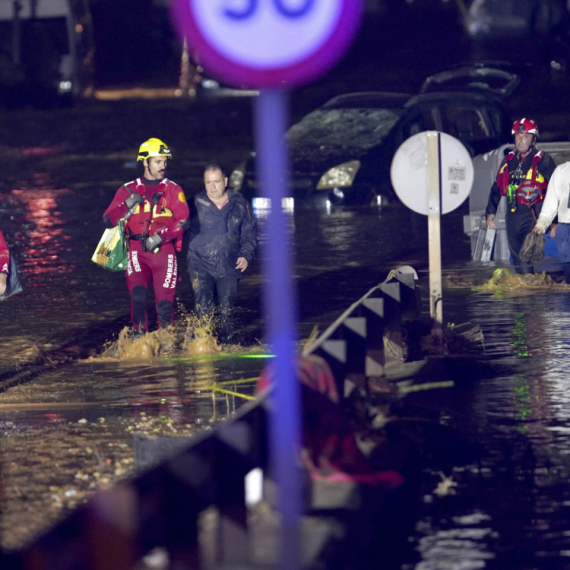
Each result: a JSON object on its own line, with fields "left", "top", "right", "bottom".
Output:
{"left": 186, "top": 189, "right": 257, "bottom": 279}
{"left": 0, "top": 230, "right": 9, "bottom": 274}
{"left": 485, "top": 148, "right": 556, "bottom": 217}
{"left": 103, "top": 177, "right": 190, "bottom": 251}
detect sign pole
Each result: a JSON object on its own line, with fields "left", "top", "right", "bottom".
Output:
{"left": 254, "top": 88, "right": 301, "bottom": 570}
{"left": 169, "top": 3, "right": 364, "bottom": 568}
{"left": 391, "top": 130, "right": 473, "bottom": 344}
{"left": 426, "top": 131, "right": 443, "bottom": 332}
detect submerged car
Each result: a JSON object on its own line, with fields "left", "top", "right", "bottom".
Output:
{"left": 465, "top": 0, "right": 565, "bottom": 40}
{"left": 231, "top": 69, "right": 514, "bottom": 206}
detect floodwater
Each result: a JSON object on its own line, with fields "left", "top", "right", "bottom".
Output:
{"left": 1, "top": 98, "right": 570, "bottom": 570}
{"left": 402, "top": 289, "right": 570, "bottom": 570}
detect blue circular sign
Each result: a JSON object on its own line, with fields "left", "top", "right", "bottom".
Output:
{"left": 170, "top": 0, "right": 364, "bottom": 88}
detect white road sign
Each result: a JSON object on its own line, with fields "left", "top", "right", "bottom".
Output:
{"left": 390, "top": 131, "right": 474, "bottom": 216}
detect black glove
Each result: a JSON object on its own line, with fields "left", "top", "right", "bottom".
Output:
{"left": 143, "top": 234, "right": 163, "bottom": 252}
{"left": 125, "top": 193, "right": 143, "bottom": 209}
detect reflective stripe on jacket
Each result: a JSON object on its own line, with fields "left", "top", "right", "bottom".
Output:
{"left": 496, "top": 150, "right": 548, "bottom": 205}
{"left": 0, "top": 229, "right": 9, "bottom": 274}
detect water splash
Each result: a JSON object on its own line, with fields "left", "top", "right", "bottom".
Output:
{"left": 184, "top": 313, "right": 222, "bottom": 355}
{"left": 100, "top": 327, "right": 165, "bottom": 360}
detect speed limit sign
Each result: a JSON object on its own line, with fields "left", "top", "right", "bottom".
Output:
{"left": 170, "top": 0, "right": 364, "bottom": 88}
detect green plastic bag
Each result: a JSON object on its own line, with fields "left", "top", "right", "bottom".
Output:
{"left": 92, "top": 219, "right": 128, "bottom": 271}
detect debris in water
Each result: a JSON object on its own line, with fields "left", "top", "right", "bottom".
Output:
{"left": 475, "top": 267, "right": 569, "bottom": 293}
{"left": 433, "top": 472, "right": 458, "bottom": 497}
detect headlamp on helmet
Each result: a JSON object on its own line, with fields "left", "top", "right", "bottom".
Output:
{"left": 137, "top": 138, "right": 172, "bottom": 162}
{"left": 512, "top": 118, "right": 539, "bottom": 137}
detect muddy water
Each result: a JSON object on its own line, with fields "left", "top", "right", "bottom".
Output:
{"left": 2, "top": 100, "right": 570, "bottom": 569}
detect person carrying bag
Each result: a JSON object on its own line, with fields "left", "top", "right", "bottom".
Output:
{"left": 101, "top": 138, "right": 189, "bottom": 337}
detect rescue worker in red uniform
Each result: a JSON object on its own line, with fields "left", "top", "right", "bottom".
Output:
{"left": 486, "top": 119, "right": 556, "bottom": 274}
{"left": 0, "top": 229, "right": 10, "bottom": 296}
{"left": 103, "top": 139, "right": 190, "bottom": 336}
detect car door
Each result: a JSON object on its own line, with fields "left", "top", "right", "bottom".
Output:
{"left": 400, "top": 106, "right": 441, "bottom": 141}
{"left": 363, "top": 105, "right": 442, "bottom": 198}
{"left": 440, "top": 102, "right": 502, "bottom": 156}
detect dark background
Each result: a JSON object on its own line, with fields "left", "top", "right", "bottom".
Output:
{"left": 90, "top": 0, "right": 469, "bottom": 91}
{"left": 86, "top": 0, "right": 570, "bottom": 126}
{"left": 90, "top": 0, "right": 181, "bottom": 87}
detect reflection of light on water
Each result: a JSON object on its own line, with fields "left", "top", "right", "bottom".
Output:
{"left": 252, "top": 199, "right": 295, "bottom": 247}
{"left": 320, "top": 209, "right": 360, "bottom": 251}
{"left": 252, "top": 196, "right": 294, "bottom": 216}
{"left": 10, "top": 180, "right": 73, "bottom": 276}
{"left": 21, "top": 146, "right": 60, "bottom": 157}
{"left": 510, "top": 312, "right": 531, "bottom": 358}
{"left": 542, "top": 306, "right": 570, "bottom": 447}
{"left": 415, "top": 511, "right": 495, "bottom": 570}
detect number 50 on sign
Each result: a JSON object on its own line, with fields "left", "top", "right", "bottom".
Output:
{"left": 170, "top": 0, "right": 364, "bottom": 89}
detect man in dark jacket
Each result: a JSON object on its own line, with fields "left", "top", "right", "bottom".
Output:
{"left": 187, "top": 162, "right": 257, "bottom": 344}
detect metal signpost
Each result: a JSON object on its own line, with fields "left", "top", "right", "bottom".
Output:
{"left": 390, "top": 131, "right": 474, "bottom": 329}
{"left": 170, "top": 1, "right": 364, "bottom": 568}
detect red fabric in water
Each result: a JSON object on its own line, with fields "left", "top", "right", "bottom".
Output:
{"left": 257, "top": 355, "right": 403, "bottom": 489}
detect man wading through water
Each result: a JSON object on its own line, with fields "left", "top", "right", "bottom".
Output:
{"left": 103, "top": 138, "right": 189, "bottom": 337}
{"left": 485, "top": 118, "right": 556, "bottom": 274}
{"left": 186, "top": 162, "right": 257, "bottom": 345}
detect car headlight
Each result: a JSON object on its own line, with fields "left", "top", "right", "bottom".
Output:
{"left": 316, "top": 160, "right": 360, "bottom": 190}
{"left": 58, "top": 80, "right": 72, "bottom": 93}
{"left": 202, "top": 79, "right": 220, "bottom": 90}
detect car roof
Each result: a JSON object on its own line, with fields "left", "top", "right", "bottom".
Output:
{"left": 405, "top": 90, "right": 504, "bottom": 107}
{"left": 420, "top": 63, "right": 521, "bottom": 99}
{"left": 320, "top": 90, "right": 504, "bottom": 112}
{"left": 321, "top": 92, "right": 412, "bottom": 109}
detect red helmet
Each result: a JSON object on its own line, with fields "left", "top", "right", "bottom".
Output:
{"left": 512, "top": 118, "right": 539, "bottom": 137}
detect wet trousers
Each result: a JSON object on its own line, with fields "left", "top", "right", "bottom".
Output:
{"left": 126, "top": 246, "right": 178, "bottom": 331}
{"left": 555, "top": 223, "right": 570, "bottom": 283}
{"left": 506, "top": 203, "right": 542, "bottom": 274}
{"left": 189, "top": 265, "right": 238, "bottom": 343}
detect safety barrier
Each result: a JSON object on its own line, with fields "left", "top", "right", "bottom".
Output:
{"left": 304, "top": 267, "right": 420, "bottom": 395}
{"left": 3, "top": 269, "right": 420, "bottom": 570}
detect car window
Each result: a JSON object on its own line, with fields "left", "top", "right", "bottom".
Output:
{"left": 286, "top": 107, "right": 403, "bottom": 148}
{"left": 443, "top": 105, "right": 490, "bottom": 141}
{"left": 486, "top": 107, "right": 504, "bottom": 136}
{"left": 403, "top": 108, "right": 440, "bottom": 138}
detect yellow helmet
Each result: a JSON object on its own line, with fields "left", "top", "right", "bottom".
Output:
{"left": 137, "top": 138, "right": 172, "bottom": 161}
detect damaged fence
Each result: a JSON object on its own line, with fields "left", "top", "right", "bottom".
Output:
{"left": 2, "top": 268, "right": 421, "bottom": 570}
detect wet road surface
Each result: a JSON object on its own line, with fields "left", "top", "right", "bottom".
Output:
{"left": 2, "top": 95, "right": 570, "bottom": 570}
